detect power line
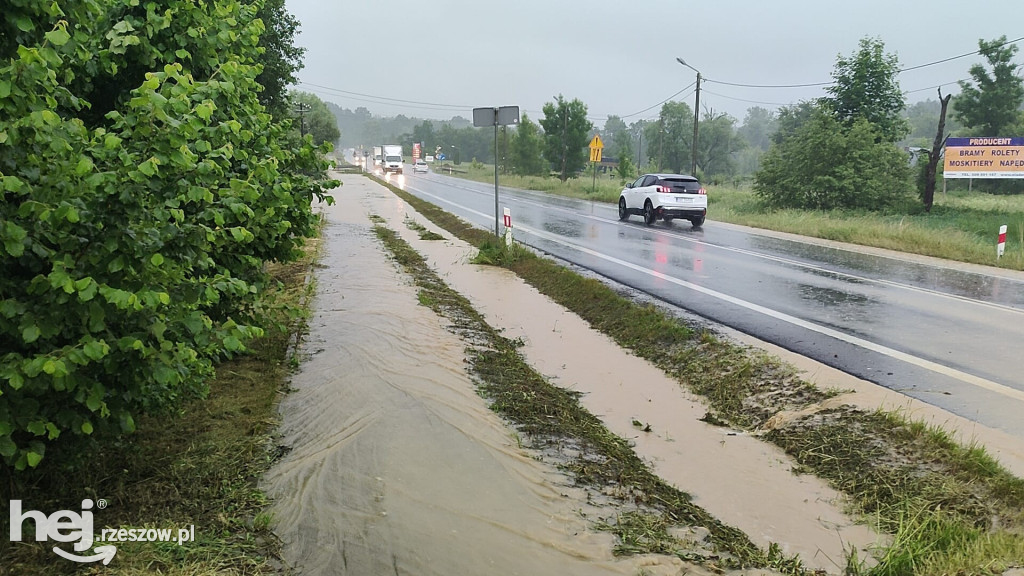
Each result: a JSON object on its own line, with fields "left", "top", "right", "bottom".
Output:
{"left": 298, "top": 36, "right": 1024, "bottom": 125}
{"left": 298, "top": 81, "right": 472, "bottom": 109}
{"left": 706, "top": 78, "right": 832, "bottom": 89}
{"left": 898, "top": 34, "right": 1024, "bottom": 73}
{"left": 699, "top": 89, "right": 791, "bottom": 107}
{"left": 902, "top": 79, "right": 967, "bottom": 95}
{"left": 702, "top": 35, "right": 1024, "bottom": 90}
{"left": 620, "top": 82, "right": 696, "bottom": 119}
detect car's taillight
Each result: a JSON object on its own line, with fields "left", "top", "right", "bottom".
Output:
{"left": 657, "top": 185, "right": 671, "bottom": 193}
{"left": 698, "top": 187, "right": 706, "bottom": 195}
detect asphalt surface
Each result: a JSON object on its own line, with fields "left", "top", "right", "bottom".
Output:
{"left": 373, "top": 161, "right": 1024, "bottom": 440}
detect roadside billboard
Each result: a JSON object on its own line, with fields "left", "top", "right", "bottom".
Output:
{"left": 943, "top": 137, "right": 1024, "bottom": 179}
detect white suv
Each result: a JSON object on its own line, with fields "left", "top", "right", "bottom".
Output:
{"left": 618, "top": 173, "right": 707, "bottom": 227}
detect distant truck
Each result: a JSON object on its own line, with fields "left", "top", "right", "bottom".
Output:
{"left": 372, "top": 146, "right": 382, "bottom": 168}
{"left": 381, "top": 145, "right": 403, "bottom": 174}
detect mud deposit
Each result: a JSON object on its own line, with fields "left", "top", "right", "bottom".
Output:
{"left": 263, "top": 179, "right": 713, "bottom": 575}
{"left": 264, "top": 174, "right": 900, "bottom": 575}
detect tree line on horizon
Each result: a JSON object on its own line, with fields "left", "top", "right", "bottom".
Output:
{"left": 329, "top": 35, "right": 1023, "bottom": 201}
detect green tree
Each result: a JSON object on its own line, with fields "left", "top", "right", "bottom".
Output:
{"left": 903, "top": 98, "right": 964, "bottom": 146}
{"left": 629, "top": 120, "right": 651, "bottom": 169}
{"left": 772, "top": 101, "right": 818, "bottom": 145}
{"left": 510, "top": 113, "right": 545, "bottom": 176}
{"left": 291, "top": 91, "right": 341, "bottom": 146}
{"left": 602, "top": 115, "right": 628, "bottom": 158}
{"left": 540, "top": 95, "right": 593, "bottom": 181}
{"left": 822, "top": 36, "right": 908, "bottom": 143}
{"left": 754, "top": 107, "right": 912, "bottom": 210}
{"left": 953, "top": 35, "right": 1024, "bottom": 136}
{"left": 614, "top": 129, "right": 636, "bottom": 181}
{"left": 498, "top": 125, "right": 511, "bottom": 173}
{"left": 698, "top": 111, "right": 745, "bottom": 178}
{"left": 645, "top": 101, "right": 693, "bottom": 174}
{"left": 252, "top": 0, "right": 305, "bottom": 118}
{"left": 737, "top": 107, "right": 777, "bottom": 151}
{"left": 411, "top": 120, "right": 437, "bottom": 153}
{"left": 735, "top": 107, "right": 777, "bottom": 176}
{"left": 0, "top": 0, "right": 335, "bottom": 470}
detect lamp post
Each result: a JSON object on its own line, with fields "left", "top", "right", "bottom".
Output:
{"left": 676, "top": 57, "right": 701, "bottom": 176}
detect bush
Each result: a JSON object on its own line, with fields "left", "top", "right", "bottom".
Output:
{"left": 0, "top": 1, "right": 336, "bottom": 470}
{"left": 754, "top": 109, "right": 912, "bottom": 211}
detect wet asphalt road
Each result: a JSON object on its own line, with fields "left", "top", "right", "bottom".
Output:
{"left": 370, "top": 163, "right": 1024, "bottom": 439}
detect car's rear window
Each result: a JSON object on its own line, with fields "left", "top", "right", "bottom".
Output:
{"left": 659, "top": 178, "right": 701, "bottom": 192}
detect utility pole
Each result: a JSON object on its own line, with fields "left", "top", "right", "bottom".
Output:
{"left": 691, "top": 71, "right": 700, "bottom": 176}
{"left": 294, "top": 102, "right": 310, "bottom": 138}
{"left": 676, "top": 57, "right": 702, "bottom": 176}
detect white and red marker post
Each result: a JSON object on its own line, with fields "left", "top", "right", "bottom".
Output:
{"left": 997, "top": 224, "right": 1007, "bottom": 259}
{"left": 503, "top": 207, "right": 512, "bottom": 247}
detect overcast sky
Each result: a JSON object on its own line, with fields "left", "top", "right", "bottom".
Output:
{"left": 283, "top": 0, "right": 1023, "bottom": 128}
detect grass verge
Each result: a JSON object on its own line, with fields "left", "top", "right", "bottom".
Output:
{"left": 371, "top": 173, "right": 1024, "bottom": 575}
{"left": 0, "top": 222, "right": 323, "bottom": 576}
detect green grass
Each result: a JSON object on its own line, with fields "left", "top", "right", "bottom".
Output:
{"left": 371, "top": 173, "right": 1024, "bottom": 575}
{"left": 451, "top": 164, "right": 1024, "bottom": 271}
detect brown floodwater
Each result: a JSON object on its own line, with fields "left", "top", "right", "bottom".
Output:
{"left": 262, "top": 172, "right": 1024, "bottom": 575}
{"left": 262, "top": 176, "right": 749, "bottom": 576}
{"left": 380, "top": 189, "right": 880, "bottom": 572}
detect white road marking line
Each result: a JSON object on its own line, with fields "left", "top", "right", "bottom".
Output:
{"left": 401, "top": 182, "right": 1024, "bottom": 403}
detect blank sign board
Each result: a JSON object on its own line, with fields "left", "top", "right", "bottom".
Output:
{"left": 473, "top": 106, "right": 520, "bottom": 127}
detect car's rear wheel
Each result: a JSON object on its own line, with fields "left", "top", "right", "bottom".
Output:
{"left": 691, "top": 215, "right": 705, "bottom": 228}
{"left": 643, "top": 201, "right": 656, "bottom": 226}
{"left": 618, "top": 197, "right": 629, "bottom": 221}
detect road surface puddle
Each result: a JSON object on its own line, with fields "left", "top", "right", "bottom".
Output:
{"left": 263, "top": 177, "right": 724, "bottom": 575}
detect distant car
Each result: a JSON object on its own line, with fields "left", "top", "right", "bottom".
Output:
{"left": 413, "top": 159, "right": 428, "bottom": 173}
{"left": 618, "top": 173, "right": 707, "bottom": 227}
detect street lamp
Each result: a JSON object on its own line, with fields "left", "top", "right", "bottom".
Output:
{"left": 676, "top": 57, "right": 701, "bottom": 176}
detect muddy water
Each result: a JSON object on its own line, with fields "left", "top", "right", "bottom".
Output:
{"left": 263, "top": 177, "right": 734, "bottom": 576}
{"left": 349, "top": 176, "right": 883, "bottom": 573}
{"left": 392, "top": 231, "right": 880, "bottom": 571}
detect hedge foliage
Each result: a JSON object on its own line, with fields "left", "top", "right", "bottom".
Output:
{"left": 754, "top": 108, "right": 913, "bottom": 211}
{"left": 0, "top": 0, "right": 336, "bottom": 471}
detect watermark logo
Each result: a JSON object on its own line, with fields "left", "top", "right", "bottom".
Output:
{"left": 9, "top": 499, "right": 195, "bottom": 565}
{"left": 9, "top": 499, "right": 114, "bottom": 564}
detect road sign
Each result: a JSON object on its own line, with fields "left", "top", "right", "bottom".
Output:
{"left": 473, "top": 105, "right": 522, "bottom": 238}
{"left": 438, "top": 153, "right": 446, "bottom": 161}
{"left": 589, "top": 134, "right": 604, "bottom": 163}
{"left": 473, "top": 106, "right": 520, "bottom": 127}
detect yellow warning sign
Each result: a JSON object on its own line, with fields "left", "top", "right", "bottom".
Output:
{"left": 589, "top": 134, "right": 604, "bottom": 163}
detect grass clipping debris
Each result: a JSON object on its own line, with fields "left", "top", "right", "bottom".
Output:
{"left": 373, "top": 174, "right": 1024, "bottom": 576}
